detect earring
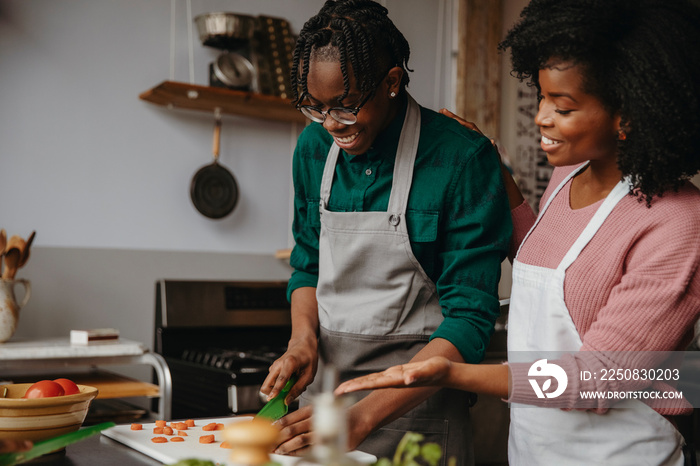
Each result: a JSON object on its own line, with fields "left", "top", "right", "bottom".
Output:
{"left": 389, "top": 91, "right": 396, "bottom": 98}
{"left": 618, "top": 129, "right": 627, "bottom": 141}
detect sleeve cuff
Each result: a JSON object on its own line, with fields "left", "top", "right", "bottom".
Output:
{"left": 505, "top": 362, "right": 533, "bottom": 403}
{"left": 286, "top": 271, "right": 318, "bottom": 302}
{"left": 431, "top": 322, "right": 486, "bottom": 364}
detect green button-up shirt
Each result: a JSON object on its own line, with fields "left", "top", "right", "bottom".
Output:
{"left": 288, "top": 99, "right": 512, "bottom": 363}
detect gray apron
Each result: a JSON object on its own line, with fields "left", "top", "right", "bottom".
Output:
{"left": 304, "top": 95, "right": 473, "bottom": 465}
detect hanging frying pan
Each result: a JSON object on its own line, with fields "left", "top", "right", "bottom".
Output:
{"left": 190, "top": 115, "right": 239, "bottom": 219}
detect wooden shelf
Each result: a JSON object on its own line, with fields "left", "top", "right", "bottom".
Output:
{"left": 139, "top": 81, "right": 307, "bottom": 124}
{"left": 8, "top": 370, "right": 160, "bottom": 399}
{"left": 274, "top": 248, "right": 292, "bottom": 260}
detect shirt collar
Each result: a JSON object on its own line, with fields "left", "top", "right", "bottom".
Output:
{"left": 341, "top": 96, "right": 408, "bottom": 163}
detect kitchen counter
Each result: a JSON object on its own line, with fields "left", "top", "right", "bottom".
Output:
{"left": 27, "top": 435, "right": 164, "bottom": 466}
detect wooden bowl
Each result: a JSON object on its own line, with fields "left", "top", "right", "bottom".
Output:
{"left": 0, "top": 383, "right": 98, "bottom": 441}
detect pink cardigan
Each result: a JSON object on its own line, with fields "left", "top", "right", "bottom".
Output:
{"left": 507, "top": 164, "right": 700, "bottom": 415}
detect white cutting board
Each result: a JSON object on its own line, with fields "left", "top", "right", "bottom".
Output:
{"left": 102, "top": 416, "right": 376, "bottom": 465}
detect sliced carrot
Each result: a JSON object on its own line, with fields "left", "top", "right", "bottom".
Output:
{"left": 170, "top": 436, "right": 185, "bottom": 442}
{"left": 220, "top": 441, "right": 232, "bottom": 449}
{"left": 153, "top": 427, "right": 164, "bottom": 434}
{"left": 215, "top": 423, "right": 225, "bottom": 430}
{"left": 199, "top": 434, "right": 215, "bottom": 444}
{"left": 202, "top": 423, "right": 217, "bottom": 431}
{"left": 163, "top": 426, "right": 174, "bottom": 435}
{"left": 185, "top": 419, "right": 195, "bottom": 427}
{"left": 155, "top": 420, "right": 167, "bottom": 427}
{"left": 151, "top": 437, "right": 167, "bottom": 443}
{"left": 130, "top": 423, "right": 143, "bottom": 431}
{"left": 172, "top": 422, "right": 187, "bottom": 430}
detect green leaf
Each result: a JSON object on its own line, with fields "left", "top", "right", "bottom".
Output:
{"left": 374, "top": 431, "right": 447, "bottom": 466}
{"left": 403, "top": 442, "right": 420, "bottom": 461}
{"left": 166, "top": 459, "right": 217, "bottom": 466}
{"left": 373, "top": 459, "right": 393, "bottom": 466}
{"left": 420, "top": 443, "right": 442, "bottom": 466}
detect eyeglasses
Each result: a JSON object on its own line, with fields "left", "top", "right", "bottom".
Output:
{"left": 296, "top": 91, "right": 374, "bottom": 125}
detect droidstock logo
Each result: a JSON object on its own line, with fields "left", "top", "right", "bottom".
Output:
{"left": 528, "top": 359, "right": 568, "bottom": 399}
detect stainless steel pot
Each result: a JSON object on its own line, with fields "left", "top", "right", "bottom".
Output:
{"left": 194, "top": 12, "right": 257, "bottom": 50}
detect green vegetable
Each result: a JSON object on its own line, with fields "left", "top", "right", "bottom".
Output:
{"left": 166, "top": 459, "right": 217, "bottom": 466}
{"left": 166, "top": 460, "right": 281, "bottom": 466}
{"left": 373, "top": 432, "right": 455, "bottom": 466}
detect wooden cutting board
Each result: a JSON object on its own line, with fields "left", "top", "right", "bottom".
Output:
{"left": 102, "top": 416, "right": 376, "bottom": 466}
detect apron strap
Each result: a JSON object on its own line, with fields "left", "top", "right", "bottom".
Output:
{"left": 320, "top": 144, "right": 341, "bottom": 208}
{"left": 514, "top": 163, "right": 588, "bottom": 260}
{"left": 557, "top": 177, "right": 631, "bottom": 272}
{"left": 386, "top": 94, "right": 421, "bottom": 215}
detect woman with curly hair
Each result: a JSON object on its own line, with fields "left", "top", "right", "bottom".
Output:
{"left": 261, "top": 0, "right": 512, "bottom": 462}
{"left": 337, "top": 0, "right": 700, "bottom": 463}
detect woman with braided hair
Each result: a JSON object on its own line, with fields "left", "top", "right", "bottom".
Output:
{"left": 337, "top": 0, "right": 700, "bottom": 464}
{"left": 261, "top": 0, "right": 512, "bottom": 462}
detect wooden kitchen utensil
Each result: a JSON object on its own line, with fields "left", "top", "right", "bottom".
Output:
{"left": 2, "top": 248, "right": 20, "bottom": 280}
{"left": 0, "top": 229, "right": 6, "bottom": 278}
{"left": 2, "top": 236, "right": 25, "bottom": 280}
{"left": 18, "top": 231, "right": 35, "bottom": 268}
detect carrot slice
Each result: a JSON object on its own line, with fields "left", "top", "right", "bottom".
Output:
{"left": 199, "top": 434, "right": 215, "bottom": 444}
{"left": 153, "top": 427, "right": 164, "bottom": 434}
{"left": 215, "top": 423, "right": 224, "bottom": 430}
{"left": 130, "top": 423, "right": 143, "bottom": 431}
{"left": 155, "top": 420, "right": 167, "bottom": 427}
{"left": 185, "top": 419, "right": 195, "bottom": 427}
{"left": 170, "top": 436, "right": 185, "bottom": 442}
{"left": 163, "top": 426, "right": 174, "bottom": 435}
{"left": 220, "top": 441, "right": 232, "bottom": 449}
{"left": 202, "top": 423, "right": 217, "bottom": 431}
{"left": 172, "top": 422, "right": 187, "bottom": 430}
{"left": 151, "top": 437, "right": 167, "bottom": 443}
{"left": 177, "top": 431, "right": 188, "bottom": 436}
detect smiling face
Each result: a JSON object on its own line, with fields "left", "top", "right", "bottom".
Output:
{"left": 304, "top": 58, "right": 402, "bottom": 156}
{"left": 535, "top": 62, "right": 621, "bottom": 169}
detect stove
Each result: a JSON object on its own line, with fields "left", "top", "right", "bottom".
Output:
{"left": 153, "top": 280, "right": 291, "bottom": 419}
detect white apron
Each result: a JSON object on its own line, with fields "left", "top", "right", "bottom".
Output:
{"left": 507, "top": 164, "right": 684, "bottom": 465}
{"left": 306, "top": 95, "right": 473, "bottom": 465}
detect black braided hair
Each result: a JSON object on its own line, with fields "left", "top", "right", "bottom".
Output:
{"left": 500, "top": 0, "right": 700, "bottom": 205}
{"left": 291, "top": 0, "right": 412, "bottom": 106}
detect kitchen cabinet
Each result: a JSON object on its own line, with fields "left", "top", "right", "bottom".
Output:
{"left": 139, "top": 81, "right": 307, "bottom": 124}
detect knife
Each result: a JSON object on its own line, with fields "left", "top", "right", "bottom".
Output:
{"left": 0, "top": 421, "right": 116, "bottom": 466}
{"left": 256, "top": 376, "right": 297, "bottom": 421}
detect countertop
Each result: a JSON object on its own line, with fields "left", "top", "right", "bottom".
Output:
{"left": 25, "top": 435, "right": 163, "bottom": 466}
{"left": 0, "top": 338, "right": 147, "bottom": 360}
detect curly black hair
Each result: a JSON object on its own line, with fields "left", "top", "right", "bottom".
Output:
{"left": 499, "top": 0, "right": 700, "bottom": 204}
{"left": 291, "top": 0, "right": 411, "bottom": 106}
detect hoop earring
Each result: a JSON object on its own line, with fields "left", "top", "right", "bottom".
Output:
{"left": 618, "top": 129, "right": 627, "bottom": 141}
{"left": 389, "top": 92, "right": 396, "bottom": 98}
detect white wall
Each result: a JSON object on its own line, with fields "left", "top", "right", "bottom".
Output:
{"left": 0, "top": 0, "right": 455, "bottom": 346}
{"left": 0, "top": 0, "right": 448, "bottom": 255}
